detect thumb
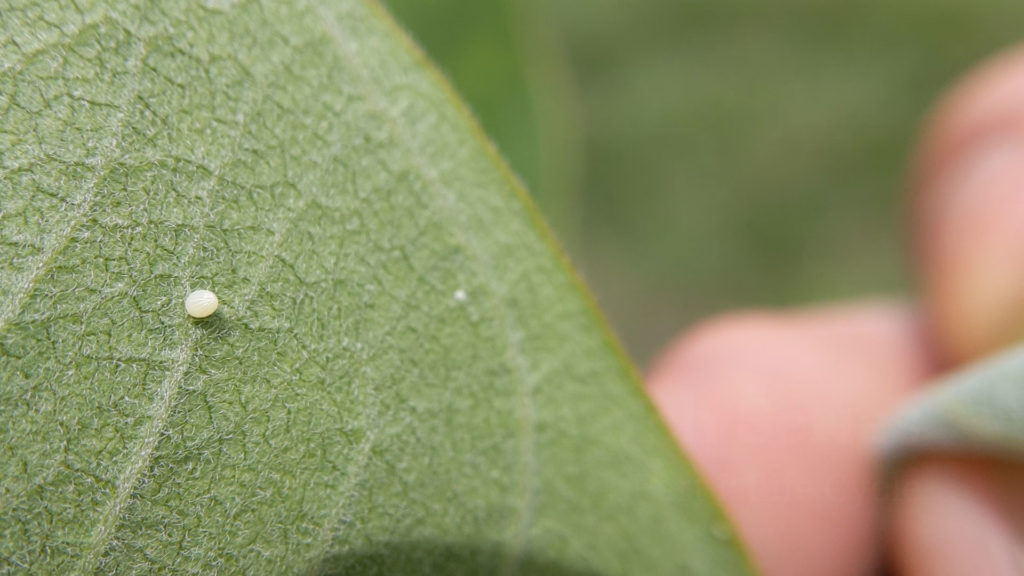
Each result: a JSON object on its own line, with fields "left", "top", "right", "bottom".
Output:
{"left": 916, "top": 45, "right": 1024, "bottom": 365}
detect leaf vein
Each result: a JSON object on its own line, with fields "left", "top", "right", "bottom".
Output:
{"left": 0, "top": 9, "right": 149, "bottom": 339}
{"left": 310, "top": 3, "right": 538, "bottom": 572}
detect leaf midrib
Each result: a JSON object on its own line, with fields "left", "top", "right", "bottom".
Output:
{"left": 309, "top": 3, "right": 539, "bottom": 572}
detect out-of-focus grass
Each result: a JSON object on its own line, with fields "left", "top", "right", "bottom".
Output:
{"left": 387, "top": 0, "right": 1024, "bottom": 362}
{"left": 383, "top": 0, "right": 582, "bottom": 245}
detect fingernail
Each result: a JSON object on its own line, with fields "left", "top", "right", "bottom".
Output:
{"left": 923, "top": 138, "right": 1024, "bottom": 363}
{"left": 893, "top": 463, "right": 1023, "bottom": 576}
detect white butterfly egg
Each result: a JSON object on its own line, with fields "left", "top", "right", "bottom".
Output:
{"left": 184, "top": 289, "right": 219, "bottom": 319}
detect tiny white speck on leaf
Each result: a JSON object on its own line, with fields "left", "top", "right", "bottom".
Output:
{"left": 453, "top": 288, "right": 467, "bottom": 303}
{"left": 185, "top": 289, "right": 219, "bottom": 319}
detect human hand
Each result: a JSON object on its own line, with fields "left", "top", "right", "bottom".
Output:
{"left": 646, "top": 46, "right": 1024, "bottom": 576}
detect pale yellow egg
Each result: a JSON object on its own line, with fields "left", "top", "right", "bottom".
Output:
{"left": 184, "top": 289, "right": 219, "bottom": 319}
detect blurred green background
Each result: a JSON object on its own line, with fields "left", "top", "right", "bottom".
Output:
{"left": 384, "top": 0, "right": 1024, "bottom": 364}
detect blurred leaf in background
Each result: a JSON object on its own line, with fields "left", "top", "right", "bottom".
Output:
{"left": 388, "top": 0, "right": 1024, "bottom": 362}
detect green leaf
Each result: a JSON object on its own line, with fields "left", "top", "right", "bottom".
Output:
{"left": 881, "top": 345, "right": 1024, "bottom": 476}
{"left": 0, "top": 1, "right": 755, "bottom": 574}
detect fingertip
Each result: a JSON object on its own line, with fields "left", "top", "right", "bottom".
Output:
{"left": 648, "top": 302, "right": 930, "bottom": 576}
{"left": 914, "top": 45, "right": 1024, "bottom": 193}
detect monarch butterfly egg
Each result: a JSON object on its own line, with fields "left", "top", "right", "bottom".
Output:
{"left": 185, "top": 289, "right": 219, "bottom": 319}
